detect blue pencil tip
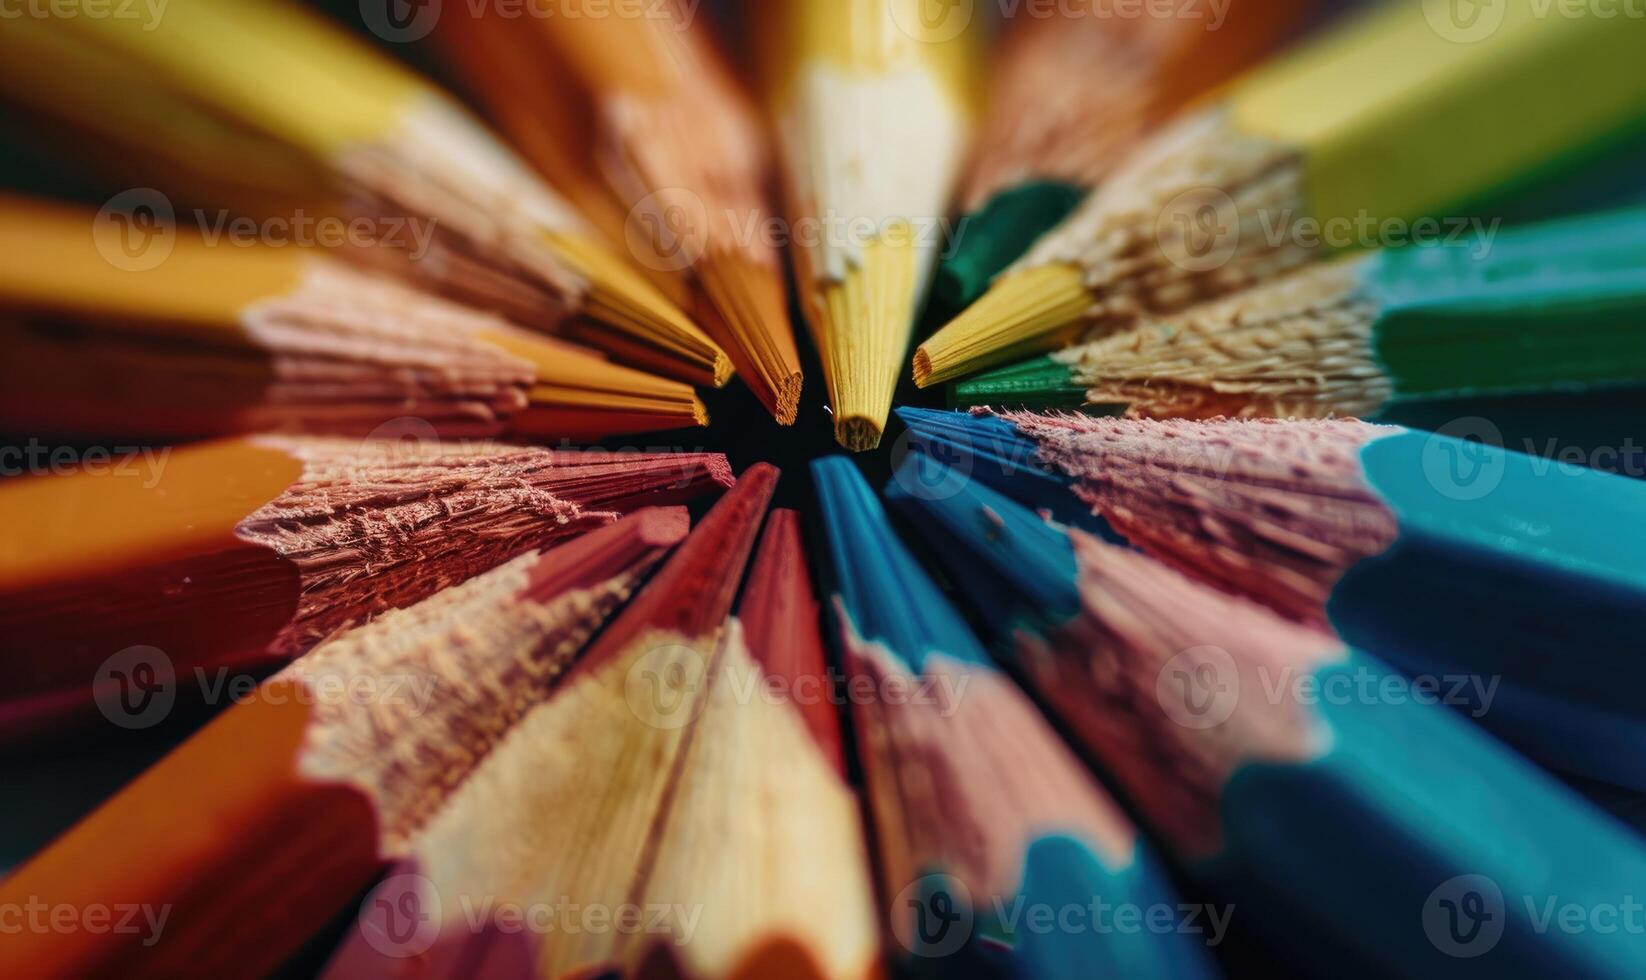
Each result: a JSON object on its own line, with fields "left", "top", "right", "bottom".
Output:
{"left": 884, "top": 453, "right": 1082, "bottom": 639}
{"left": 812, "top": 457, "right": 991, "bottom": 670}
{"left": 893, "top": 407, "right": 1114, "bottom": 534}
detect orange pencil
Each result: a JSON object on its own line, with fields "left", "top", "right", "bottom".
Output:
{"left": 437, "top": 1, "right": 805, "bottom": 423}
{"left": 0, "top": 509, "right": 689, "bottom": 979}
{"left": 0, "top": 437, "right": 731, "bottom": 738}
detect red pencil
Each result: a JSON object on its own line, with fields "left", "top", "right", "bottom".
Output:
{"left": 329, "top": 466, "right": 788, "bottom": 978}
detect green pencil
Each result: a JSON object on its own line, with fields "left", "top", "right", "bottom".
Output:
{"left": 954, "top": 207, "right": 1646, "bottom": 418}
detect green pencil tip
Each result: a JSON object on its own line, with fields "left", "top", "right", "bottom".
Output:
{"left": 950, "top": 354, "right": 1090, "bottom": 410}
{"left": 934, "top": 181, "right": 1086, "bottom": 316}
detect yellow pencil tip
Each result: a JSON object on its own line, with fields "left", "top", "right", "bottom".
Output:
{"left": 835, "top": 416, "right": 884, "bottom": 453}
{"left": 546, "top": 232, "right": 730, "bottom": 385}
{"left": 711, "top": 351, "right": 735, "bottom": 389}
{"left": 695, "top": 252, "right": 805, "bottom": 423}
{"left": 913, "top": 263, "right": 1092, "bottom": 387}
{"left": 810, "top": 235, "right": 919, "bottom": 452}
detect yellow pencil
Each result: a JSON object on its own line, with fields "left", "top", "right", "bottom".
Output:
{"left": 0, "top": 0, "right": 730, "bottom": 388}
{"left": 0, "top": 194, "right": 709, "bottom": 442}
{"left": 756, "top": 0, "right": 977, "bottom": 449}
{"left": 915, "top": 0, "right": 1646, "bottom": 386}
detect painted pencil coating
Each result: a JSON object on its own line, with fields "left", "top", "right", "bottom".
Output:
{"left": 903, "top": 409, "right": 1646, "bottom": 792}
{"left": 955, "top": 207, "right": 1646, "bottom": 418}
{"left": 0, "top": 195, "right": 709, "bottom": 442}
{"left": 888, "top": 455, "right": 1646, "bottom": 978}
{"left": 0, "top": 438, "right": 731, "bottom": 738}
{"left": 505, "top": 0, "right": 803, "bottom": 422}
{"left": 632, "top": 507, "right": 880, "bottom": 980}
{"left": 939, "top": 0, "right": 1312, "bottom": 310}
{"left": 0, "top": 0, "right": 724, "bottom": 384}
{"left": 0, "top": 510, "right": 688, "bottom": 979}
{"left": 324, "top": 467, "right": 807, "bottom": 979}
{"left": 758, "top": 0, "right": 976, "bottom": 448}
{"left": 915, "top": 0, "right": 1646, "bottom": 385}
{"left": 814, "top": 458, "right": 1215, "bottom": 977}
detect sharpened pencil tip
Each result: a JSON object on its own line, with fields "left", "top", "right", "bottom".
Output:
{"left": 694, "top": 252, "right": 805, "bottom": 423}
{"left": 711, "top": 351, "right": 735, "bottom": 388}
{"left": 774, "top": 372, "right": 803, "bottom": 426}
{"left": 916, "top": 263, "right": 1093, "bottom": 387}
{"left": 835, "top": 416, "right": 885, "bottom": 453}
{"left": 911, "top": 347, "right": 936, "bottom": 388}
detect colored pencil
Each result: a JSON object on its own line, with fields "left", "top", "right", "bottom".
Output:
{"left": 889, "top": 455, "right": 1646, "bottom": 977}
{"left": 0, "top": 437, "right": 732, "bottom": 739}
{"left": 899, "top": 409, "right": 1646, "bottom": 793}
{"left": 0, "top": 194, "right": 709, "bottom": 441}
{"left": 813, "top": 457, "right": 1215, "bottom": 977}
{"left": 938, "top": 0, "right": 1313, "bottom": 313}
{"left": 953, "top": 206, "right": 1646, "bottom": 418}
{"left": 328, "top": 465, "right": 881, "bottom": 979}
{"left": 0, "top": 0, "right": 731, "bottom": 387}
{"left": 623, "top": 507, "right": 878, "bottom": 979}
{"left": 428, "top": 7, "right": 692, "bottom": 311}
{"left": 755, "top": 0, "right": 977, "bottom": 449}
{"left": 440, "top": 0, "right": 805, "bottom": 424}
{"left": 914, "top": 0, "right": 1646, "bottom": 386}
{"left": 0, "top": 509, "right": 689, "bottom": 980}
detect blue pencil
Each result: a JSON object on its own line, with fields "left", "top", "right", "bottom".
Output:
{"left": 895, "top": 407, "right": 1646, "bottom": 794}
{"left": 813, "top": 458, "right": 1217, "bottom": 978}
{"left": 888, "top": 454, "right": 1646, "bottom": 978}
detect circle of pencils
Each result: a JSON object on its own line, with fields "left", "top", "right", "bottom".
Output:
{"left": 4, "top": 1, "right": 1646, "bottom": 978}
